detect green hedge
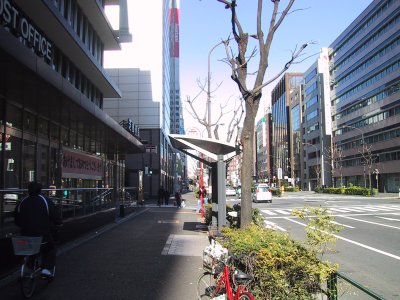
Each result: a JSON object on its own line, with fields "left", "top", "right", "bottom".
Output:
{"left": 322, "top": 186, "right": 378, "bottom": 196}
{"left": 218, "top": 225, "right": 336, "bottom": 299}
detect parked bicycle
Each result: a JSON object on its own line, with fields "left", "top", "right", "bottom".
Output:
{"left": 197, "top": 251, "right": 254, "bottom": 300}
{"left": 12, "top": 236, "right": 54, "bottom": 298}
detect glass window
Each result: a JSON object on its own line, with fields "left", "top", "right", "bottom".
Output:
{"left": 23, "top": 111, "right": 36, "bottom": 133}
{"left": 23, "top": 140, "right": 36, "bottom": 187}
{"left": 5, "top": 135, "right": 22, "bottom": 188}
{"left": 7, "top": 104, "right": 23, "bottom": 130}
{"left": 38, "top": 117, "right": 48, "bottom": 138}
{"left": 38, "top": 144, "right": 49, "bottom": 186}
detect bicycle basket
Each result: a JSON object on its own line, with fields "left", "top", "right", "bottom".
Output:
{"left": 203, "top": 250, "right": 213, "bottom": 270}
{"left": 12, "top": 236, "right": 42, "bottom": 256}
{"left": 211, "top": 259, "right": 224, "bottom": 275}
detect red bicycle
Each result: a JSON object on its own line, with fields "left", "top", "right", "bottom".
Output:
{"left": 197, "top": 253, "right": 254, "bottom": 300}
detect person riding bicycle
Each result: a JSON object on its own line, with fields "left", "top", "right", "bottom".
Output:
{"left": 14, "top": 181, "right": 62, "bottom": 278}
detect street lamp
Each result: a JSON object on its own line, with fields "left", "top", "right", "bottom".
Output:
{"left": 302, "top": 142, "right": 320, "bottom": 189}
{"left": 342, "top": 124, "right": 366, "bottom": 188}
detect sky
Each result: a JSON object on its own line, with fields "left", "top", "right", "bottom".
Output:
{"left": 105, "top": 0, "right": 373, "bottom": 139}
{"left": 179, "top": 0, "right": 373, "bottom": 129}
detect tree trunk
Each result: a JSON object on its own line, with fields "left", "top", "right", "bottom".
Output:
{"left": 240, "top": 100, "right": 257, "bottom": 228}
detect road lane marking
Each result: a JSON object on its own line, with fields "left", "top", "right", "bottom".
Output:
{"left": 329, "top": 208, "right": 352, "bottom": 212}
{"left": 375, "top": 216, "right": 400, "bottom": 222}
{"left": 264, "top": 220, "right": 287, "bottom": 232}
{"left": 330, "top": 220, "right": 355, "bottom": 228}
{"left": 284, "top": 218, "right": 400, "bottom": 261}
{"left": 339, "top": 216, "right": 400, "bottom": 229}
{"left": 275, "top": 209, "right": 291, "bottom": 215}
{"left": 261, "top": 210, "right": 277, "bottom": 215}
{"left": 363, "top": 206, "right": 391, "bottom": 211}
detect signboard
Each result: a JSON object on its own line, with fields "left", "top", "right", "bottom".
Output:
{"left": 145, "top": 145, "right": 157, "bottom": 154}
{"left": 62, "top": 149, "right": 103, "bottom": 180}
{"left": 277, "top": 168, "right": 283, "bottom": 180}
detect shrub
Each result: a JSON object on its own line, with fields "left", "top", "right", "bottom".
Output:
{"left": 322, "top": 186, "right": 375, "bottom": 196}
{"left": 218, "top": 225, "right": 337, "bottom": 299}
{"left": 323, "top": 187, "right": 342, "bottom": 194}
{"left": 271, "top": 188, "right": 282, "bottom": 197}
{"left": 193, "top": 186, "right": 199, "bottom": 199}
{"left": 284, "top": 186, "right": 300, "bottom": 192}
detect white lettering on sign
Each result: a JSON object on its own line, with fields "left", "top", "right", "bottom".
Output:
{"left": 0, "top": 0, "right": 52, "bottom": 61}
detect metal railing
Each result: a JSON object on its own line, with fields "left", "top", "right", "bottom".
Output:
{"left": 326, "top": 272, "right": 386, "bottom": 300}
{"left": 0, "top": 186, "right": 140, "bottom": 226}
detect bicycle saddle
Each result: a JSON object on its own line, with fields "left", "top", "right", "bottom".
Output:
{"left": 234, "top": 271, "right": 253, "bottom": 282}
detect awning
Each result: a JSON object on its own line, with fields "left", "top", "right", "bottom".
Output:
{"left": 168, "top": 134, "right": 237, "bottom": 165}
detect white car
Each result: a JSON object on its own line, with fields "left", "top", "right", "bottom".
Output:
{"left": 226, "top": 186, "right": 236, "bottom": 196}
{"left": 252, "top": 184, "right": 272, "bottom": 203}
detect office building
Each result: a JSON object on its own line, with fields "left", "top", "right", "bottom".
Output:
{"left": 0, "top": 1, "right": 143, "bottom": 227}
{"left": 289, "top": 85, "right": 302, "bottom": 189}
{"left": 330, "top": 0, "right": 400, "bottom": 192}
{"left": 104, "top": 0, "right": 186, "bottom": 197}
{"left": 271, "top": 73, "right": 303, "bottom": 185}
{"left": 301, "top": 48, "right": 332, "bottom": 190}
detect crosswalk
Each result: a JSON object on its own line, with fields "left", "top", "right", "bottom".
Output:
{"left": 261, "top": 205, "right": 400, "bottom": 217}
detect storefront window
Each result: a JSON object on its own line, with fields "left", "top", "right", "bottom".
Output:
{"left": 49, "top": 147, "right": 60, "bottom": 186}
{"left": 7, "top": 104, "right": 23, "bottom": 130}
{"left": 23, "top": 111, "right": 36, "bottom": 134}
{"left": 5, "top": 135, "right": 22, "bottom": 188}
{"left": 50, "top": 122, "right": 59, "bottom": 142}
{"left": 38, "top": 117, "right": 49, "bottom": 138}
{"left": 61, "top": 126, "right": 69, "bottom": 146}
{"left": 22, "top": 140, "right": 36, "bottom": 187}
{"left": 38, "top": 144, "right": 49, "bottom": 187}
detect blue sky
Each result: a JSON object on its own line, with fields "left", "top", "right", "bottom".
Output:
{"left": 179, "top": 0, "right": 373, "bottom": 129}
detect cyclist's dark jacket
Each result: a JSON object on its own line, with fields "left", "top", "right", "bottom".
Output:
{"left": 14, "top": 194, "right": 62, "bottom": 237}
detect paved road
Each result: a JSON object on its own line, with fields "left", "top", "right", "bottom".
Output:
{"left": 252, "top": 192, "right": 400, "bottom": 300}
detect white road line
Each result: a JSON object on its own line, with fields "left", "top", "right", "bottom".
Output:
{"left": 264, "top": 220, "right": 287, "bottom": 232}
{"left": 329, "top": 208, "right": 352, "bottom": 212}
{"left": 261, "top": 210, "right": 277, "bottom": 215}
{"left": 339, "top": 216, "right": 400, "bottom": 230}
{"left": 330, "top": 220, "right": 355, "bottom": 229}
{"left": 275, "top": 209, "right": 292, "bottom": 215}
{"left": 364, "top": 206, "right": 391, "bottom": 211}
{"left": 337, "top": 207, "right": 365, "bottom": 212}
{"left": 375, "top": 216, "right": 400, "bottom": 222}
{"left": 284, "top": 218, "right": 400, "bottom": 261}
{"left": 377, "top": 205, "right": 400, "bottom": 211}
{"left": 352, "top": 207, "right": 378, "bottom": 211}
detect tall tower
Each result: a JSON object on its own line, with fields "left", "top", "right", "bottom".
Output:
{"left": 169, "top": 0, "right": 185, "bottom": 135}
{"left": 169, "top": 0, "right": 186, "bottom": 191}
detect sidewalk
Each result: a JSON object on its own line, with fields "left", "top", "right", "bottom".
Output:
{"left": 0, "top": 192, "right": 210, "bottom": 300}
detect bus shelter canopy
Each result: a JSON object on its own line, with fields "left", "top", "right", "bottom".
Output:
{"left": 168, "top": 134, "right": 237, "bottom": 165}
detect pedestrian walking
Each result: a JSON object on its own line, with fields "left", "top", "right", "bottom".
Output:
{"left": 175, "top": 191, "right": 182, "bottom": 208}
{"left": 158, "top": 186, "right": 165, "bottom": 206}
{"left": 164, "top": 189, "right": 171, "bottom": 205}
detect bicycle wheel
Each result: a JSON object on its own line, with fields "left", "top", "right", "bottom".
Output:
{"left": 197, "top": 272, "right": 220, "bottom": 299}
{"left": 238, "top": 290, "right": 254, "bottom": 300}
{"left": 20, "top": 256, "right": 39, "bottom": 298}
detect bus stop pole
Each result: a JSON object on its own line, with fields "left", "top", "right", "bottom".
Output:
{"left": 217, "top": 155, "right": 226, "bottom": 229}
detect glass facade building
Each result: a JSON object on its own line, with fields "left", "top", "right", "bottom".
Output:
{"left": 0, "top": 1, "right": 143, "bottom": 232}
{"left": 271, "top": 73, "right": 303, "bottom": 183}
{"left": 330, "top": 0, "right": 400, "bottom": 192}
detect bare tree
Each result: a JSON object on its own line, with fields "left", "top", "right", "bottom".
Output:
{"left": 186, "top": 72, "right": 244, "bottom": 141}
{"left": 363, "top": 144, "right": 377, "bottom": 191}
{"left": 217, "top": 0, "right": 310, "bottom": 227}
{"left": 325, "top": 143, "right": 344, "bottom": 187}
